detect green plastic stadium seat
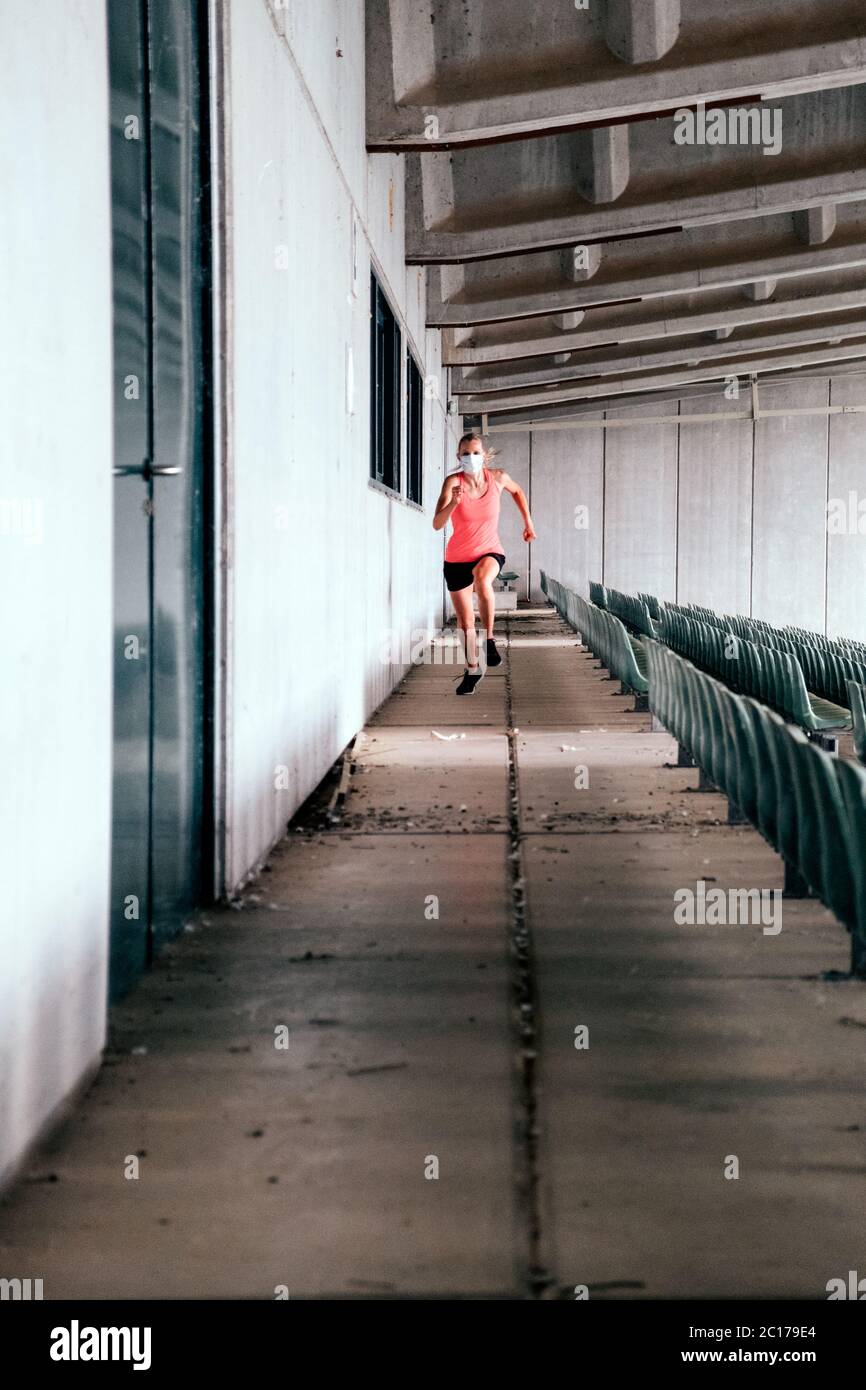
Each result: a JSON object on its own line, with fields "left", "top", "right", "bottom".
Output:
{"left": 845, "top": 681, "right": 866, "bottom": 763}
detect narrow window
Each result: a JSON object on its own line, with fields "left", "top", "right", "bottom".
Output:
{"left": 370, "top": 271, "right": 401, "bottom": 490}
{"left": 406, "top": 350, "right": 423, "bottom": 505}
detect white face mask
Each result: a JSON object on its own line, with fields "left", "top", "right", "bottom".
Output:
{"left": 459, "top": 453, "right": 484, "bottom": 475}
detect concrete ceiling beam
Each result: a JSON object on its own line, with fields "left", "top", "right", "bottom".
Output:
{"left": 405, "top": 87, "right": 866, "bottom": 262}
{"left": 425, "top": 205, "right": 866, "bottom": 326}
{"left": 461, "top": 341, "right": 866, "bottom": 415}
{"left": 478, "top": 359, "right": 866, "bottom": 427}
{"left": 366, "top": 0, "right": 866, "bottom": 149}
{"left": 441, "top": 265, "right": 866, "bottom": 364}
{"left": 452, "top": 312, "right": 866, "bottom": 395}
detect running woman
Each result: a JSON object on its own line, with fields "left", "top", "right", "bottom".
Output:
{"left": 432, "top": 433, "right": 537, "bottom": 694}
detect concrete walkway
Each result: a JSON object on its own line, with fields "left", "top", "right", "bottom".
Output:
{"left": 2, "top": 605, "right": 865, "bottom": 1299}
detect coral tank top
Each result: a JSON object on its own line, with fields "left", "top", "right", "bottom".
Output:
{"left": 444, "top": 468, "right": 505, "bottom": 562}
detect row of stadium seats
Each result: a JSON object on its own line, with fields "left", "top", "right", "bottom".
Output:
{"left": 646, "top": 640, "right": 866, "bottom": 977}
{"left": 541, "top": 570, "right": 866, "bottom": 976}
{"left": 657, "top": 608, "right": 851, "bottom": 736}
{"left": 661, "top": 603, "right": 866, "bottom": 712}
{"left": 591, "top": 581, "right": 866, "bottom": 749}
{"left": 552, "top": 575, "right": 866, "bottom": 754}
{"left": 541, "top": 573, "right": 648, "bottom": 698}
{"left": 599, "top": 584, "right": 656, "bottom": 639}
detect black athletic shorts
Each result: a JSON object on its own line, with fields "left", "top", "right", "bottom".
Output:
{"left": 443, "top": 552, "right": 505, "bottom": 592}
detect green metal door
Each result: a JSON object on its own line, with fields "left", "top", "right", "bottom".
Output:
{"left": 107, "top": 0, "right": 211, "bottom": 1000}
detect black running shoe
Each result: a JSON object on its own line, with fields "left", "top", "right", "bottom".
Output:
{"left": 486, "top": 637, "right": 502, "bottom": 668}
{"left": 455, "top": 668, "right": 484, "bottom": 695}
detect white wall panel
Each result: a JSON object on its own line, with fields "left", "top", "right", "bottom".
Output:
{"left": 677, "top": 393, "right": 753, "bottom": 615}
{"left": 492, "top": 432, "right": 531, "bottom": 598}
{"left": 751, "top": 380, "right": 829, "bottom": 631}
{"left": 826, "top": 372, "right": 866, "bottom": 642}
{"left": 603, "top": 401, "right": 679, "bottom": 599}
{"left": 530, "top": 424, "right": 604, "bottom": 601}
{"left": 511, "top": 376, "right": 866, "bottom": 635}
{"left": 227, "top": 1, "right": 448, "bottom": 890}
{"left": 0, "top": 0, "right": 112, "bottom": 1185}
{"left": 266, "top": 0, "right": 367, "bottom": 215}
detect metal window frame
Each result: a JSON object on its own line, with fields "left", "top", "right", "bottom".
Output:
{"left": 370, "top": 271, "right": 402, "bottom": 490}
{"left": 406, "top": 348, "right": 423, "bottom": 505}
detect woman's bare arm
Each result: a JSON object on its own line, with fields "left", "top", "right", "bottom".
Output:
{"left": 497, "top": 470, "right": 537, "bottom": 542}
{"left": 432, "top": 475, "right": 464, "bottom": 531}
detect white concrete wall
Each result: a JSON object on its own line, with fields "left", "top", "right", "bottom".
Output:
{"left": 0, "top": 1, "right": 113, "bottom": 1186}
{"left": 677, "top": 394, "right": 753, "bottom": 616}
{"left": 524, "top": 372, "right": 866, "bottom": 639}
{"left": 226, "top": 1, "right": 454, "bottom": 890}
{"left": 751, "top": 380, "right": 830, "bottom": 631}
{"left": 603, "top": 400, "right": 679, "bottom": 599}
{"left": 492, "top": 433, "right": 530, "bottom": 596}
{"left": 530, "top": 420, "right": 604, "bottom": 596}
{"left": 827, "top": 373, "right": 866, "bottom": 641}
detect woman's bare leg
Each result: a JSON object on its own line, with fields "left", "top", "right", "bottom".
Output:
{"left": 450, "top": 585, "right": 478, "bottom": 667}
{"left": 472, "top": 556, "right": 500, "bottom": 638}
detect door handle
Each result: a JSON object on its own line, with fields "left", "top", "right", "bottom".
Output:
{"left": 113, "top": 460, "right": 184, "bottom": 478}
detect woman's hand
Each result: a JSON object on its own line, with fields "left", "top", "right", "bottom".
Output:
{"left": 523, "top": 524, "right": 537, "bottom": 542}
{"left": 432, "top": 476, "right": 464, "bottom": 530}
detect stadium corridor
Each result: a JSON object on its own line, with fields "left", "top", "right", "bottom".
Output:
{"left": 2, "top": 605, "right": 865, "bottom": 1300}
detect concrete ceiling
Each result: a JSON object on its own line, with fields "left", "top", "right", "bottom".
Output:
{"left": 367, "top": 1, "right": 866, "bottom": 424}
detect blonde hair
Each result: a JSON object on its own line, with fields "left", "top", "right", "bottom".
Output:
{"left": 457, "top": 431, "right": 500, "bottom": 462}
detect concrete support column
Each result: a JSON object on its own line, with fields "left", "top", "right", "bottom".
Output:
{"left": 555, "top": 310, "right": 585, "bottom": 331}
{"left": 601, "top": 0, "right": 681, "bottom": 65}
{"left": 417, "top": 150, "right": 455, "bottom": 230}
{"left": 743, "top": 279, "right": 778, "bottom": 302}
{"left": 794, "top": 204, "right": 837, "bottom": 246}
{"left": 385, "top": 0, "right": 437, "bottom": 104}
{"left": 575, "top": 124, "right": 630, "bottom": 204}
{"left": 439, "top": 264, "right": 465, "bottom": 300}
{"left": 563, "top": 243, "right": 603, "bottom": 282}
